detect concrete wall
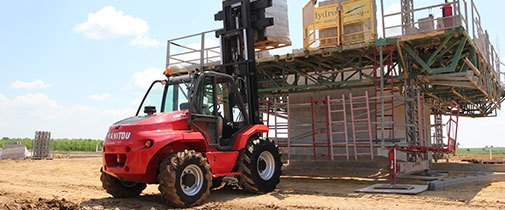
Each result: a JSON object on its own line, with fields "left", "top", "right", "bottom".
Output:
{"left": 278, "top": 87, "right": 431, "bottom": 160}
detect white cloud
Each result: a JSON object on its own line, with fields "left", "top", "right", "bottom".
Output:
{"left": 0, "top": 93, "right": 135, "bottom": 139}
{"left": 75, "top": 6, "right": 160, "bottom": 47}
{"left": 130, "top": 36, "right": 161, "bottom": 47}
{"left": 8, "top": 93, "right": 58, "bottom": 109}
{"left": 0, "top": 93, "right": 59, "bottom": 119}
{"left": 104, "top": 108, "right": 135, "bottom": 118}
{"left": 130, "top": 98, "right": 141, "bottom": 106}
{"left": 75, "top": 6, "right": 148, "bottom": 39}
{"left": 123, "top": 67, "right": 165, "bottom": 91}
{"left": 88, "top": 93, "right": 111, "bottom": 101}
{"left": 0, "top": 94, "right": 7, "bottom": 104}
{"left": 9, "top": 80, "right": 51, "bottom": 90}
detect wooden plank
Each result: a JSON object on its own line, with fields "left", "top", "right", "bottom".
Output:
{"left": 431, "top": 81, "right": 476, "bottom": 89}
{"left": 464, "top": 57, "right": 481, "bottom": 77}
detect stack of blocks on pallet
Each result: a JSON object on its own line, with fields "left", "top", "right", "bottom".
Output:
{"left": 253, "top": 0, "right": 291, "bottom": 50}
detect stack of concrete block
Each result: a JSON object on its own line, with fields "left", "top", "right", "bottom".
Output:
{"left": 32, "top": 131, "right": 53, "bottom": 160}
{"left": 250, "top": 0, "right": 291, "bottom": 48}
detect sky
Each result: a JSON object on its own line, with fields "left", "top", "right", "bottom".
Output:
{"left": 0, "top": 0, "right": 504, "bottom": 147}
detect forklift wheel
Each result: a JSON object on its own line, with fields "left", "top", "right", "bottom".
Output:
{"left": 239, "top": 137, "right": 282, "bottom": 193}
{"left": 100, "top": 172, "right": 146, "bottom": 198}
{"left": 158, "top": 150, "right": 212, "bottom": 208}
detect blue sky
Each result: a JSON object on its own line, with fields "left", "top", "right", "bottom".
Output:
{"left": 0, "top": 0, "right": 503, "bottom": 147}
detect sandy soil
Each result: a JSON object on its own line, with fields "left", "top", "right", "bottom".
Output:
{"left": 0, "top": 158, "right": 504, "bottom": 210}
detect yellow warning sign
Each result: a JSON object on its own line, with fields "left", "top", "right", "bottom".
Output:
{"left": 314, "top": 4, "right": 339, "bottom": 28}
{"left": 342, "top": 0, "right": 373, "bottom": 24}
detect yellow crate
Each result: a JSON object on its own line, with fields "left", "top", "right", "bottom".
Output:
{"left": 341, "top": 0, "right": 376, "bottom": 45}
{"left": 303, "top": 1, "right": 340, "bottom": 49}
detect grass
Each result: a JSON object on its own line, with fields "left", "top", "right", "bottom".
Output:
{"left": 457, "top": 147, "right": 505, "bottom": 155}
{"left": 0, "top": 138, "right": 103, "bottom": 152}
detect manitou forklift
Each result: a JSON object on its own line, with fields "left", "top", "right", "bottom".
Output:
{"left": 100, "top": 0, "right": 282, "bottom": 207}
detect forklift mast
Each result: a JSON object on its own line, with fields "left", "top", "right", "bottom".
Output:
{"left": 215, "top": 0, "right": 274, "bottom": 125}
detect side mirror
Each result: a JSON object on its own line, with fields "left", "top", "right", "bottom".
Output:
{"left": 179, "top": 102, "right": 190, "bottom": 110}
{"left": 144, "top": 106, "right": 156, "bottom": 115}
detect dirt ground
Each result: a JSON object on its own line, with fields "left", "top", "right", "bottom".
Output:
{"left": 0, "top": 157, "right": 504, "bottom": 210}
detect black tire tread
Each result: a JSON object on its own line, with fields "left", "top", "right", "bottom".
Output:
{"left": 100, "top": 172, "right": 146, "bottom": 198}
{"left": 239, "top": 137, "right": 282, "bottom": 193}
{"left": 158, "top": 150, "right": 212, "bottom": 208}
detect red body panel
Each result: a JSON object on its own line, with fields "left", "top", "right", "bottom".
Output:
{"left": 102, "top": 110, "right": 268, "bottom": 183}
{"left": 232, "top": 124, "right": 269, "bottom": 151}
{"left": 206, "top": 151, "right": 240, "bottom": 176}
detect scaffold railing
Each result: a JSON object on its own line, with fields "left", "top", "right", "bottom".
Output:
{"left": 165, "top": 29, "right": 221, "bottom": 73}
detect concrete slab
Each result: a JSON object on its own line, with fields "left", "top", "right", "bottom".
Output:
{"left": 428, "top": 173, "right": 505, "bottom": 191}
{"left": 432, "top": 163, "right": 505, "bottom": 172}
{"left": 355, "top": 184, "right": 428, "bottom": 195}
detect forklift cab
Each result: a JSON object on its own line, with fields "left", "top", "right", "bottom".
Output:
{"left": 190, "top": 71, "right": 250, "bottom": 150}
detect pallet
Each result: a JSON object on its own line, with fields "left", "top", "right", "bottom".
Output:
{"left": 255, "top": 37, "right": 291, "bottom": 51}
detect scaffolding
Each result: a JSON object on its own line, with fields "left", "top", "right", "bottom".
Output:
{"left": 166, "top": 0, "right": 504, "bottom": 166}
{"left": 374, "top": 45, "right": 398, "bottom": 146}
{"left": 254, "top": 0, "right": 504, "bottom": 167}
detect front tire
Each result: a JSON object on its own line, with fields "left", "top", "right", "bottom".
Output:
{"left": 239, "top": 137, "right": 282, "bottom": 193}
{"left": 158, "top": 150, "right": 212, "bottom": 208}
{"left": 100, "top": 172, "right": 146, "bottom": 198}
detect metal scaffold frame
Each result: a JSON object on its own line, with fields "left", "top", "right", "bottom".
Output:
{"left": 167, "top": 0, "right": 504, "bottom": 165}
{"left": 261, "top": 92, "right": 377, "bottom": 162}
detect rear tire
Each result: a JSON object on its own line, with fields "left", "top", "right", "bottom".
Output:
{"left": 100, "top": 172, "right": 146, "bottom": 198}
{"left": 239, "top": 137, "right": 282, "bottom": 193}
{"left": 158, "top": 150, "right": 212, "bottom": 208}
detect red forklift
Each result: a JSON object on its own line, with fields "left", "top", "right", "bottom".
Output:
{"left": 101, "top": 0, "right": 282, "bottom": 207}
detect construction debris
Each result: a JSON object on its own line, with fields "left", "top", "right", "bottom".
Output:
{"left": 0, "top": 142, "right": 29, "bottom": 160}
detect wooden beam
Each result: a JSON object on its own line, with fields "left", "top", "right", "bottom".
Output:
{"left": 431, "top": 81, "right": 476, "bottom": 89}
{"left": 419, "top": 72, "right": 470, "bottom": 81}
{"left": 451, "top": 89, "right": 476, "bottom": 106}
{"left": 464, "top": 57, "right": 481, "bottom": 77}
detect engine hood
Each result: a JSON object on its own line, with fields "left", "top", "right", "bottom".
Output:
{"left": 107, "top": 110, "right": 190, "bottom": 141}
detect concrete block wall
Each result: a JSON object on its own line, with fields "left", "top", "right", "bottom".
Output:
{"left": 281, "top": 87, "right": 432, "bottom": 160}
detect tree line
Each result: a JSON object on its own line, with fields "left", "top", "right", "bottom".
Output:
{"left": 0, "top": 138, "right": 103, "bottom": 152}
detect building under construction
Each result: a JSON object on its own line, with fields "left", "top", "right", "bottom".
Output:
{"left": 166, "top": 0, "right": 505, "bottom": 176}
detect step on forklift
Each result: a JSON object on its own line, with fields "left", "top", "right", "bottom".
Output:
{"left": 100, "top": 0, "right": 282, "bottom": 207}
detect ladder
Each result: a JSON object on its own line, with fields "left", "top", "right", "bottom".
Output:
{"left": 349, "top": 91, "right": 374, "bottom": 161}
{"left": 310, "top": 96, "right": 331, "bottom": 160}
{"left": 326, "top": 95, "right": 350, "bottom": 161}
